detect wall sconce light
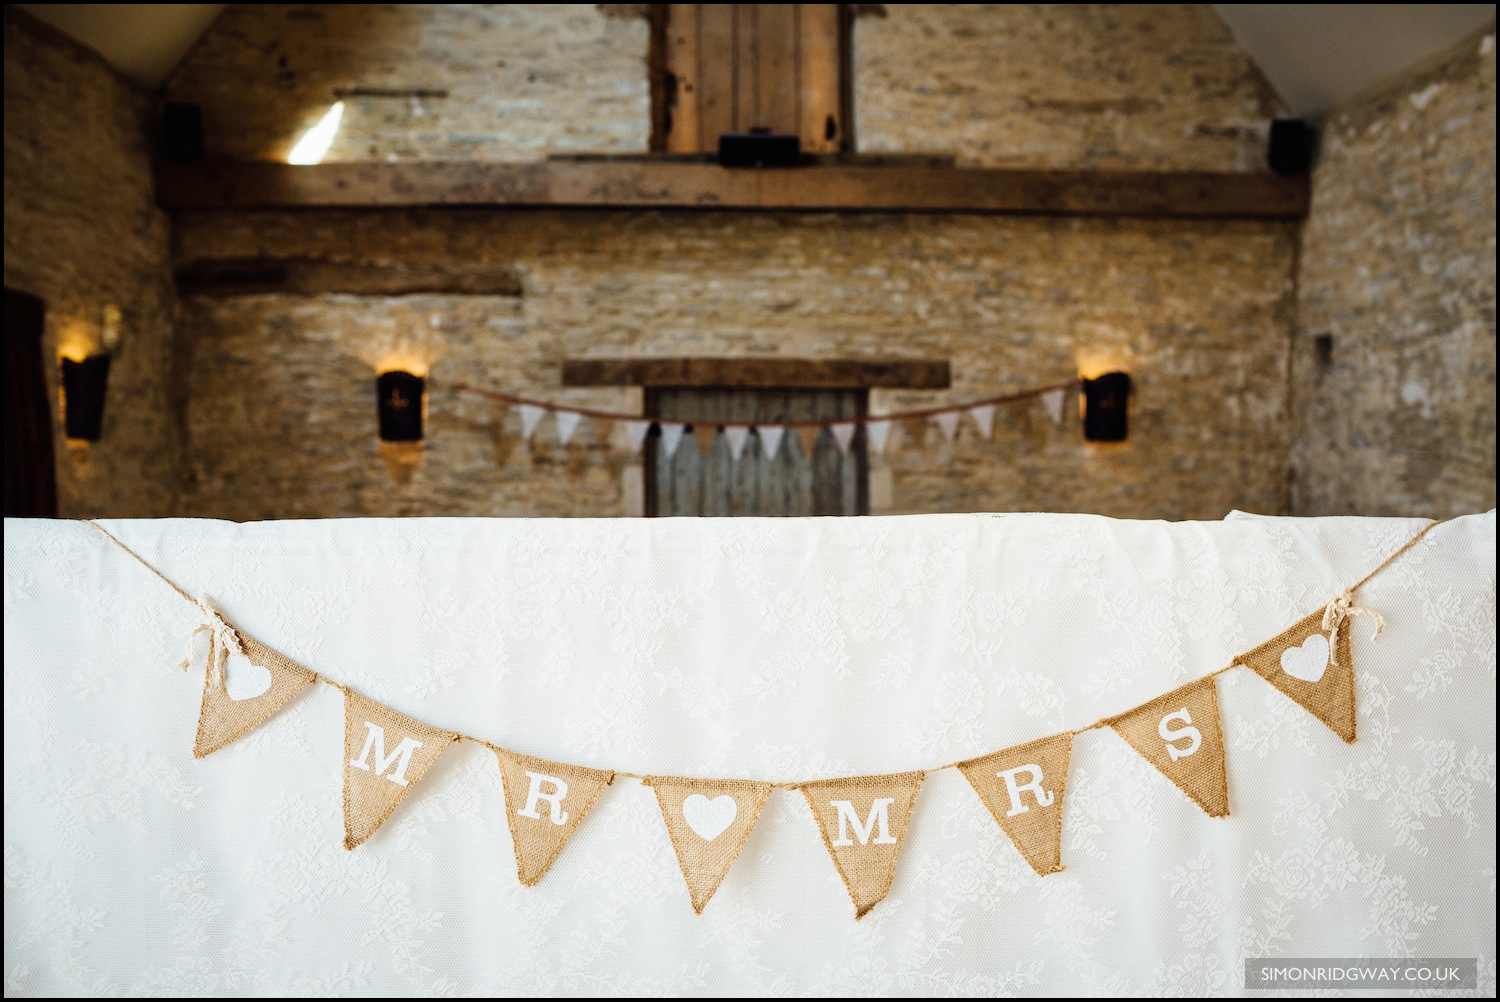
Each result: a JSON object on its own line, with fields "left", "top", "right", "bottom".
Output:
{"left": 61, "top": 354, "right": 112, "bottom": 441}
{"left": 377, "top": 370, "right": 425, "bottom": 441}
{"left": 1082, "top": 371, "right": 1132, "bottom": 442}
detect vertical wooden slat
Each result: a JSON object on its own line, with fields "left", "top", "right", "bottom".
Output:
{"left": 797, "top": 3, "right": 844, "bottom": 153}
{"left": 663, "top": 4, "right": 702, "bottom": 153}
{"left": 734, "top": 4, "right": 759, "bottom": 132}
{"left": 755, "top": 3, "right": 800, "bottom": 134}
{"left": 697, "top": 3, "right": 738, "bottom": 146}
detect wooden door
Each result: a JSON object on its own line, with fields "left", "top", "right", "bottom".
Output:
{"left": 659, "top": 4, "right": 851, "bottom": 154}
{"left": 646, "top": 387, "right": 867, "bottom": 516}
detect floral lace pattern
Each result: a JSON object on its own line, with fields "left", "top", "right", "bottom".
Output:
{"left": 3, "top": 512, "right": 1494, "bottom": 996}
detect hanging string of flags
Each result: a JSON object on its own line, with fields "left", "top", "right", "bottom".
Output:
{"left": 84, "top": 519, "right": 1438, "bottom": 921}
{"left": 445, "top": 379, "right": 1079, "bottom": 459}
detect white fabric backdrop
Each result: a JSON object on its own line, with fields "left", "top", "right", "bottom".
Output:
{"left": 3, "top": 512, "right": 1494, "bottom": 997}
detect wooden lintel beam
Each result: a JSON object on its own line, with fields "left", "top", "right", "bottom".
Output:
{"left": 174, "top": 257, "right": 524, "bottom": 296}
{"left": 155, "top": 160, "right": 1308, "bottom": 218}
{"left": 562, "top": 357, "right": 951, "bottom": 389}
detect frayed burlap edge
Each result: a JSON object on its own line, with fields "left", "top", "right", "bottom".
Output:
{"left": 797, "top": 771, "right": 925, "bottom": 920}
{"left": 1106, "top": 677, "right": 1230, "bottom": 819}
{"left": 342, "top": 693, "right": 459, "bottom": 851}
{"left": 192, "top": 632, "right": 316, "bottom": 759}
{"left": 497, "top": 750, "right": 615, "bottom": 887}
{"left": 643, "top": 776, "right": 773, "bottom": 914}
{"left": 956, "top": 734, "right": 1073, "bottom": 877}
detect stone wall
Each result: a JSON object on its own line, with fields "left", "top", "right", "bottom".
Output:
{"left": 166, "top": 3, "right": 1282, "bottom": 171}
{"left": 3, "top": 9, "right": 181, "bottom": 516}
{"left": 156, "top": 3, "right": 1302, "bottom": 521}
{"left": 165, "top": 4, "right": 650, "bottom": 162}
{"left": 1292, "top": 27, "right": 1496, "bottom": 517}
{"left": 173, "top": 209, "right": 1296, "bottom": 519}
{"left": 855, "top": 3, "right": 1283, "bottom": 170}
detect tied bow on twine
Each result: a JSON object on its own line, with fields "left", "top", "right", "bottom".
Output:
{"left": 1321, "top": 589, "right": 1385, "bottom": 652}
{"left": 178, "top": 596, "right": 246, "bottom": 688}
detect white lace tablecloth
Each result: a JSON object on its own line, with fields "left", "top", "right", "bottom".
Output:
{"left": 3, "top": 512, "right": 1495, "bottom": 997}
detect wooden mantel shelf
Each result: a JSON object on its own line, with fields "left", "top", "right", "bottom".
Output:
{"left": 153, "top": 159, "right": 1308, "bottom": 219}
{"left": 562, "top": 357, "right": 951, "bottom": 389}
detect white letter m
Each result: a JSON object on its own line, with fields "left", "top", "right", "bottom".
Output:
{"left": 830, "top": 798, "right": 897, "bottom": 847}
{"left": 349, "top": 721, "right": 423, "bottom": 787}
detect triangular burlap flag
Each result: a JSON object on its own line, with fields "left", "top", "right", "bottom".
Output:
{"left": 903, "top": 418, "right": 927, "bottom": 450}
{"left": 1238, "top": 608, "right": 1355, "bottom": 742}
{"left": 795, "top": 424, "right": 822, "bottom": 458}
{"left": 646, "top": 776, "right": 772, "bottom": 914}
{"left": 496, "top": 749, "right": 615, "bottom": 886}
{"left": 693, "top": 424, "right": 718, "bottom": 460}
{"left": 343, "top": 691, "right": 458, "bottom": 849}
{"left": 1108, "top": 677, "right": 1229, "bottom": 817}
{"left": 193, "top": 631, "right": 316, "bottom": 758}
{"left": 957, "top": 733, "right": 1073, "bottom": 876}
{"left": 799, "top": 771, "right": 923, "bottom": 918}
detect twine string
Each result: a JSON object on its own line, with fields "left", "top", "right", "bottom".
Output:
{"left": 83, "top": 516, "right": 1439, "bottom": 788}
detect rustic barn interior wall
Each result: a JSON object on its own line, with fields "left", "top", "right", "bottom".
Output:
{"left": 162, "top": 3, "right": 1297, "bottom": 520}
{"left": 1291, "top": 26, "right": 1496, "bottom": 517}
{"left": 3, "top": 9, "right": 182, "bottom": 517}
{"left": 4, "top": 5, "right": 1493, "bottom": 520}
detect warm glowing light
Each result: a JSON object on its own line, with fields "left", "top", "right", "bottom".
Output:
{"left": 58, "top": 320, "right": 96, "bottom": 363}
{"left": 287, "top": 102, "right": 344, "bottom": 165}
{"left": 375, "top": 355, "right": 431, "bottom": 378}
{"left": 1075, "top": 349, "right": 1131, "bottom": 382}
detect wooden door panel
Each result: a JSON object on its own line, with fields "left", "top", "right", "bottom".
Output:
{"left": 647, "top": 387, "right": 866, "bottom": 517}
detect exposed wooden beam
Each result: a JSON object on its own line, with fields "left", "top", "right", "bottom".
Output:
{"left": 562, "top": 356, "right": 951, "bottom": 389}
{"left": 154, "top": 159, "right": 1308, "bottom": 218}
{"left": 174, "top": 258, "right": 523, "bottom": 296}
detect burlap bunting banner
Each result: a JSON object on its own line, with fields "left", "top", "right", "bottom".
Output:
{"left": 194, "top": 632, "right": 316, "bottom": 758}
{"left": 344, "top": 691, "right": 458, "bottom": 849}
{"left": 1108, "top": 677, "right": 1229, "bottom": 818}
{"left": 1238, "top": 609, "right": 1356, "bottom": 742}
{"left": 957, "top": 733, "right": 1073, "bottom": 876}
{"left": 795, "top": 424, "right": 822, "bottom": 458}
{"left": 798, "top": 772, "right": 924, "bottom": 918}
{"left": 496, "top": 750, "right": 615, "bottom": 886}
{"left": 647, "top": 776, "right": 773, "bottom": 913}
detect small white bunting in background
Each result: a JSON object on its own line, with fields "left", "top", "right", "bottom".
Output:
{"left": 759, "top": 426, "right": 785, "bottom": 460}
{"left": 555, "top": 411, "right": 582, "bottom": 446}
{"left": 831, "top": 423, "right": 857, "bottom": 454}
{"left": 724, "top": 427, "right": 750, "bottom": 461}
{"left": 660, "top": 423, "right": 687, "bottom": 459}
{"left": 618, "top": 420, "right": 651, "bottom": 454}
{"left": 517, "top": 404, "right": 546, "bottom": 441}
{"left": 934, "top": 411, "right": 960, "bottom": 443}
{"left": 1040, "top": 388, "right": 1065, "bottom": 426}
{"left": 866, "top": 420, "right": 892, "bottom": 456}
{"left": 969, "top": 404, "right": 996, "bottom": 440}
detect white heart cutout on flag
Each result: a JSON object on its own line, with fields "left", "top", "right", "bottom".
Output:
{"left": 682, "top": 794, "right": 738, "bottom": 841}
{"left": 1279, "top": 633, "right": 1330, "bottom": 683}
{"left": 223, "top": 651, "right": 273, "bottom": 701}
